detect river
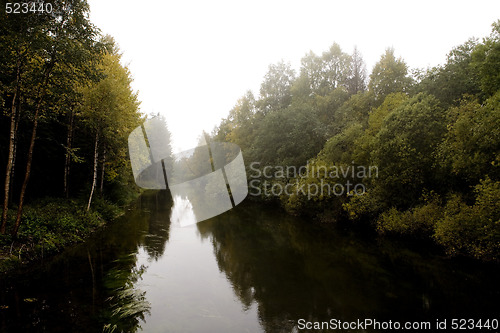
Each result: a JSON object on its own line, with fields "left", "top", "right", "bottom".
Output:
{"left": 1, "top": 191, "right": 499, "bottom": 332}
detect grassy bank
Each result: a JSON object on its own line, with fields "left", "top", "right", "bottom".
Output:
{"left": 0, "top": 197, "right": 126, "bottom": 273}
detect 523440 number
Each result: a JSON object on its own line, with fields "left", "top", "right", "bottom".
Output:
{"left": 5, "top": 1, "right": 53, "bottom": 14}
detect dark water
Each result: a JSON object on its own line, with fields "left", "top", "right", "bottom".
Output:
{"left": 0, "top": 191, "right": 499, "bottom": 332}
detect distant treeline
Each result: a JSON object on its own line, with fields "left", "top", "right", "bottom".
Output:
{"left": 213, "top": 22, "right": 500, "bottom": 261}
{"left": 0, "top": 0, "right": 142, "bottom": 237}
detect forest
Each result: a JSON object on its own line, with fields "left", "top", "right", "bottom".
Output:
{"left": 0, "top": 0, "right": 142, "bottom": 266}
{"left": 0, "top": 2, "right": 499, "bottom": 332}
{"left": 0, "top": 0, "right": 499, "bottom": 268}
{"left": 212, "top": 21, "right": 500, "bottom": 261}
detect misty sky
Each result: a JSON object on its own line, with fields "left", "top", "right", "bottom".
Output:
{"left": 87, "top": 0, "right": 500, "bottom": 152}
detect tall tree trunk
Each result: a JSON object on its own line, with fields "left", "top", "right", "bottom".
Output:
{"left": 64, "top": 108, "right": 75, "bottom": 198}
{"left": 12, "top": 98, "right": 41, "bottom": 236}
{"left": 87, "top": 131, "right": 99, "bottom": 211}
{"left": 8, "top": 136, "right": 17, "bottom": 206}
{"left": 11, "top": 64, "right": 53, "bottom": 237}
{"left": 1, "top": 53, "right": 21, "bottom": 234}
{"left": 1, "top": 91, "right": 18, "bottom": 234}
{"left": 9, "top": 98, "right": 22, "bottom": 206}
{"left": 99, "top": 146, "right": 106, "bottom": 194}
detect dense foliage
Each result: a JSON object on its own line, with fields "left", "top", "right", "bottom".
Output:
{"left": 213, "top": 21, "right": 500, "bottom": 261}
{"left": 0, "top": 1, "right": 143, "bottom": 250}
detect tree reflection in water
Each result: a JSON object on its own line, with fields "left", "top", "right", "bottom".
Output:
{"left": 100, "top": 191, "right": 172, "bottom": 332}
{"left": 1, "top": 193, "right": 498, "bottom": 333}
{"left": 102, "top": 252, "right": 150, "bottom": 333}
{"left": 197, "top": 200, "right": 500, "bottom": 333}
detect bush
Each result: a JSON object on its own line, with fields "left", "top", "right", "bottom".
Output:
{"left": 16, "top": 198, "right": 104, "bottom": 252}
{"left": 91, "top": 196, "right": 122, "bottom": 221}
{"left": 376, "top": 194, "right": 442, "bottom": 236}
{"left": 434, "top": 178, "right": 500, "bottom": 260}
{"left": 0, "top": 195, "right": 129, "bottom": 272}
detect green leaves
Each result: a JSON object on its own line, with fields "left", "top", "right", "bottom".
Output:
{"left": 416, "top": 38, "right": 480, "bottom": 108}
{"left": 78, "top": 37, "right": 142, "bottom": 187}
{"left": 471, "top": 20, "right": 500, "bottom": 98}
{"left": 438, "top": 93, "right": 500, "bottom": 184}
{"left": 257, "top": 61, "right": 296, "bottom": 113}
{"left": 210, "top": 24, "right": 500, "bottom": 260}
{"left": 369, "top": 48, "right": 413, "bottom": 101}
{"left": 434, "top": 178, "right": 500, "bottom": 260}
{"left": 297, "top": 43, "right": 355, "bottom": 97}
{"left": 368, "top": 93, "right": 446, "bottom": 209}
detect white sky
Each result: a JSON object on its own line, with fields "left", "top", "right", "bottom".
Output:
{"left": 87, "top": 0, "right": 500, "bottom": 153}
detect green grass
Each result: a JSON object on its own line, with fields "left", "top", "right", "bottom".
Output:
{"left": 0, "top": 196, "right": 124, "bottom": 273}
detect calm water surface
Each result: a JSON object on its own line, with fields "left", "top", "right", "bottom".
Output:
{"left": 0, "top": 191, "right": 499, "bottom": 332}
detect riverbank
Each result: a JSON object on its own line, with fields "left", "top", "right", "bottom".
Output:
{"left": 2, "top": 194, "right": 498, "bottom": 332}
{"left": 0, "top": 196, "right": 129, "bottom": 274}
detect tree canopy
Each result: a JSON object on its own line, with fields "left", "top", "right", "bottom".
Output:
{"left": 212, "top": 21, "right": 500, "bottom": 261}
{"left": 0, "top": 2, "right": 145, "bottom": 237}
